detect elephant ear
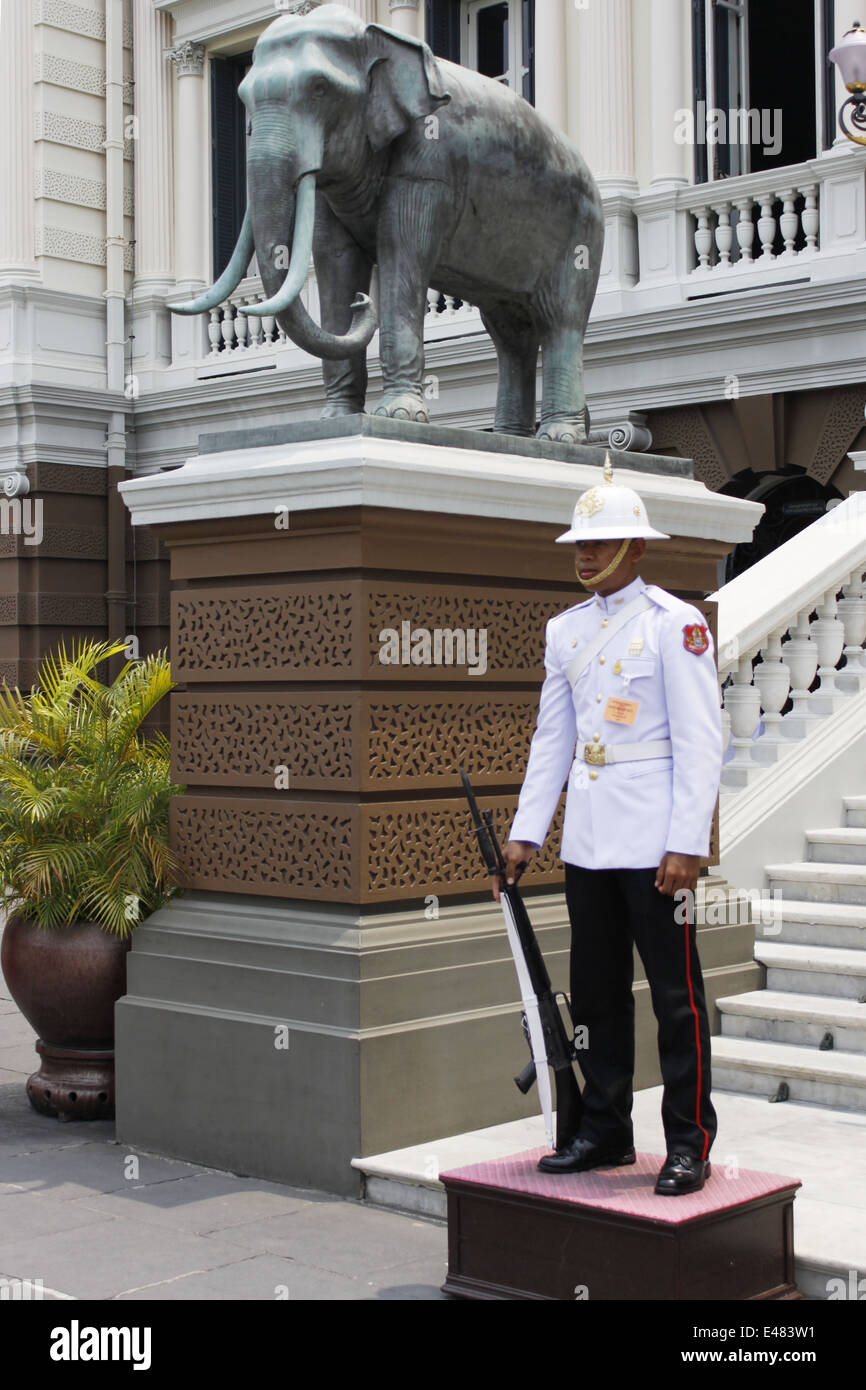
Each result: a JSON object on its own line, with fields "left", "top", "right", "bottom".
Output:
{"left": 364, "top": 24, "right": 451, "bottom": 152}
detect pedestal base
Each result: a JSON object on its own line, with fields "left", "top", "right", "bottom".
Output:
{"left": 440, "top": 1149, "right": 801, "bottom": 1300}
{"left": 26, "top": 1041, "right": 115, "bottom": 1121}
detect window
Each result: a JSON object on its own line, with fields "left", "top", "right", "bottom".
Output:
{"left": 426, "top": 0, "right": 534, "bottom": 103}
{"left": 692, "top": 0, "right": 821, "bottom": 182}
{"left": 210, "top": 51, "right": 254, "bottom": 279}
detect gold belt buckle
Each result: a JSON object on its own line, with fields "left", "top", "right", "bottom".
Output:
{"left": 584, "top": 743, "right": 606, "bottom": 767}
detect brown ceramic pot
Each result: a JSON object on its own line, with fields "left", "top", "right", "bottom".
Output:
{"left": 0, "top": 916, "right": 131, "bottom": 1119}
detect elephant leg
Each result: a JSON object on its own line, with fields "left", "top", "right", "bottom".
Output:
{"left": 479, "top": 304, "right": 539, "bottom": 438}
{"left": 373, "top": 182, "right": 449, "bottom": 423}
{"left": 536, "top": 326, "right": 590, "bottom": 444}
{"left": 313, "top": 197, "right": 372, "bottom": 417}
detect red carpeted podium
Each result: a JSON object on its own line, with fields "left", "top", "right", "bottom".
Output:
{"left": 440, "top": 1150, "right": 801, "bottom": 1300}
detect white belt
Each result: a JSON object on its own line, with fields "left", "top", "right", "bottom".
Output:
{"left": 580, "top": 738, "right": 673, "bottom": 768}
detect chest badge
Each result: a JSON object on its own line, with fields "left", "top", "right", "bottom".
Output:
{"left": 628, "top": 638, "right": 644, "bottom": 656}
{"left": 683, "top": 623, "right": 710, "bottom": 656}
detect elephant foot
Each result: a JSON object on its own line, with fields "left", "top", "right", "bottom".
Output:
{"left": 373, "top": 392, "right": 430, "bottom": 425}
{"left": 537, "top": 418, "right": 587, "bottom": 446}
{"left": 320, "top": 402, "right": 365, "bottom": 420}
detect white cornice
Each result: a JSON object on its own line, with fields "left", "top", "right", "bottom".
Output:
{"left": 118, "top": 430, "right": 762, "bottom": 540}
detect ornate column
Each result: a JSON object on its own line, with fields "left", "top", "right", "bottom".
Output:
{"left": 575, "top": 0, "right": 636, "bottom": 186}
{"left": 133, "top": 0, "right": 174, "bottom": 287}
{"left": 165, "top": 41, "right": 207, "bottom": 288}
{"left": 575, "top": 0, "right": 638, "bottom": 293}
{"left": 534, "top": 0, "right": 568, "bottom": 132}
{"left": 388, "top": 0, "right": 421, "bottom": 37}
{"left": 649, "top": 0, "right": 690, "bottom": 187}
{"left": 0, "top": 0, "right": 36, "bottom": 277}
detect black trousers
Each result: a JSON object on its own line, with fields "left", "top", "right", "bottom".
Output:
{"left": 564, "top": 864, "right": 717, "bottom": 1160}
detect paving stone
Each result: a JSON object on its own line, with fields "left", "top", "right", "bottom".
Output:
{"left": 68, "top": 1171, "right": 336, "bottom": 1235}
{"left": 222, "top": 1199, "right": 447, "bottom": 1276}
{"left": 112, "top": 1253, "right": 369, "bottom": 1301}
{"left": 0, "top": 1188, "right": 119, "bottom": 1242}
{"left": 0, "top": 1216, "right": 261, "bottom": 1301}
{"left": 0, "top": 1141, "right": 206, "bottom": 1202}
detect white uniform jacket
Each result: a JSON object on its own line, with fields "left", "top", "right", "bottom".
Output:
{"left": 509, "top": 575, "right": 723, "bottom": 870}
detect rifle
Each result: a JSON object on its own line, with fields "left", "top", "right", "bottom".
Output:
{"left": 460, "top": 770, "right": 582, "bottom": 1153}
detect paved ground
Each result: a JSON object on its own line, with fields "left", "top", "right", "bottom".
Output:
{"left": 0, "top": 976, "right": 449, "bottom": 1302}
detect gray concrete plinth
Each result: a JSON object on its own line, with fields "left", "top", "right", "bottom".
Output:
{"left": 115, "top": 886, "right": 758, "bottom": 1195}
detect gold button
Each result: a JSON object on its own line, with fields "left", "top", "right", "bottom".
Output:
{"left": 589, "top": 771, "right": 599, "bottom": 781}
{"left": 571, "top": 638, "right": 577, "bottom": 648}
{"left": 596, "top": 694, "right": 602, "bottom": 703}
{"left": 599, "top": 656, "right": 606, "bottom": 665}
{"left": 601, "top": 619, "right": 609, "bottom": 628}
{"left": 593, "top": 733, "right": 600, "bottom": 742}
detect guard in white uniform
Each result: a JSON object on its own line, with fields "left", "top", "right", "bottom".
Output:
{"left": 502, "top": 459, "right": 723, "bottom": 1195}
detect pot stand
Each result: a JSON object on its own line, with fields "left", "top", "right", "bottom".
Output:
{"left": 26, "top": 1042, "right": 116, "bottom": 1121}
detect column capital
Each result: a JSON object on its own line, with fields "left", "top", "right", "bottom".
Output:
{"left": 165, "top": 41, "right": 206, "bottom": 77}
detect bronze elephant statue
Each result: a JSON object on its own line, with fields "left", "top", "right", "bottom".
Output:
{"left": 170, "top": 4, "right": 604, "bottom": 444}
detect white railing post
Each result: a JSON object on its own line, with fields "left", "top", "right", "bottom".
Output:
{"left": 782, "top": 611, "right": 820, "bottom": 729}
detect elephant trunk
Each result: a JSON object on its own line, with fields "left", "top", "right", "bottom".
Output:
{"left": 243, "top": 110, "right": 376, "bottom": 360}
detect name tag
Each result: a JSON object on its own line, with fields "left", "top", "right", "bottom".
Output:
{"left": 604, "top": 697, "right": 639, "bottom": 726}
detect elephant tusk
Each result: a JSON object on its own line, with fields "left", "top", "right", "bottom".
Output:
{"left": 245, "top": 171, "right": 318, "bottom": 318}
{"left": 166, "top": 206, "right": 255, "bottom": 314}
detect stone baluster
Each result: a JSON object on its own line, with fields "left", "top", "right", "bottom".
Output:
{"left": 734, "top": 198, "right": 754, "bottom": 265}
{"left": 722, "top": 657, "right": 762, "bottom": 785}
{"left": 207, "top": 309, "right": 222, "bottom": 357}
{"left": 714, "top": 203, "right": 733, "bottom": 268}
{"left": 262, "top": 312, "right": 276, "bottom": 345}
{"left": 837, "top": 573, "right": 866, "bottom": 687}
{"left": 246, "top": 297, "right": 263, "bottom": 350}
{"left": 811, "top": 589, "right": 847, "bottom": 709}
{"left": 694, "top": 209, "right": 713, "bottom": 270}
{"left": 233, "top": 301, "right": 249, "bottom": 352}
{"left": 801, "top": 185, "right": 819, "bottom": 253}
{"left": 776, "top": 189, "right": 800, "bottom": 258}
{"left": 757, "top": 197, "right": 777, "bottom": 259}
{"left": 220, "top": 304, "right": 237, "bottom": 353}
{"left": 782, "top": 611, "right": 819, "bottom": 733}
{"left": 752, "top": 630, "right": 792, "bottom": 763}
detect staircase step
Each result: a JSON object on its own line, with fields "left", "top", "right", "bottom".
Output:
{"left": 844, "top": 796, "right": 866, "bottom": 829}
{"left": 754, "top": 941, "right": 866, "bottom": 1000}
{"left": 753, "top": 898, "right": 866, "bottom": 950}
{"left": 718, "top": 989, "right": 866, "bottom": 1052}
{"left": 711, "top": 1035, "right": 866, "bottom": 1111}
{"left": 807, "top": 828, "right": 866, "bottom": 865}
{"left": 766, "top": 861, "right": 866, "bottom": 906}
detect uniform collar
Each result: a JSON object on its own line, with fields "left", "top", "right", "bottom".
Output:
{"left": 594, "top": 575, "right": 646, "bottom": 614}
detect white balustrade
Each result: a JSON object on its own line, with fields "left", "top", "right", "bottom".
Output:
{"left": 714, "top": 494, "right": 866, "bottom": 792}
{"left": 685, "top": 172, "right": 818, "bottom": 276}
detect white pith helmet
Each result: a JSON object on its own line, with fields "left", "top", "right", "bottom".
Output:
{"left": 556, "top": 455, "right": 670, "bottom": 543}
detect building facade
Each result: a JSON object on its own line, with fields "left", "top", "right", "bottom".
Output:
{"left": 1, "top": 0, "right": 865, "bottom": 683}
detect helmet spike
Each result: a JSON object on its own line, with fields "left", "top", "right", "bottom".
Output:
{"left": 603, "top": 453, "right": 614, "bottom": 484}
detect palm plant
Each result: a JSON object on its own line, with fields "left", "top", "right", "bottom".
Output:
{"left": 0, "top": 639, "right": 185, "bottom": 935}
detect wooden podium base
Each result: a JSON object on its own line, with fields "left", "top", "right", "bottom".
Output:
{"left": 440, "top": 1150, "right": 801, "bottom": 1301}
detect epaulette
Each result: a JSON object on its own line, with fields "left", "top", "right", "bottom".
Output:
{"left": 644, "top": 584, "right": 693, "bottom": 614}
{"left": 549, "top": 597, "right": 594, "bottom": 626}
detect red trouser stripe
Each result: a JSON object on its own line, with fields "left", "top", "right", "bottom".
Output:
{"left": 685, "top": 897, "right": 710, "bottom": 1161}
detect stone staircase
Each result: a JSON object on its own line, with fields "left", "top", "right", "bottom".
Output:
{"left": 712, "top": 794, "right": 866, "bottom": 1111}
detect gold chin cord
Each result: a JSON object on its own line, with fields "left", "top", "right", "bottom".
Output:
{"left": 576, "top": 538, "right": 631, "bottom": 589}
